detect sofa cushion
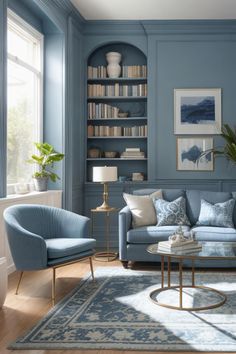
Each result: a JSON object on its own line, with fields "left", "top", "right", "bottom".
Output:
{"left": 192, "top": 226, "right": 236, "bottom": 242}
{"left": 196, "top": 199, "right": 235, "bottom": 228}
{"left": 186, "top": 190, "right": 232, "bottom": 225}
{"left": 154, "top": 197, "right": 190, "bottom": 226}
{"left": 45, "top": 238, "right": 96, "bottom": 259}
{"left": 127, "top": 225, "right": 190, "bottom": 244}
{"left": 133, "top": 188, "right": 185, "bottom": 202}
{"left": 123, "top": 190, "right": 162, "bottom": 228}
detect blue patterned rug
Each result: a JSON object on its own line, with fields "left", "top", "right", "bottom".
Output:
{"left": 10, "top": 267, "right": 236, "bottom": 351}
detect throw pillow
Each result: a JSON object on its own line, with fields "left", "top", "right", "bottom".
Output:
{"left": 123, "top": 190, "right": 163, "bottom": 228}
{"left": 196, "top": 199, "right": 235, "bottom": 228}
{"left": 154, "top": 196, "right": 190, "bottom": 226}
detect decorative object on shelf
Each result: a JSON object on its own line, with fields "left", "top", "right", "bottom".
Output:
{"left": 88, "top": 147, "right": 101, "bottom": 158}
{"left": 106, "top": 52, "right": 122, "bottom": 78}
{"left": 0, "top": 257, "right": 7, "bottom": 308}
{"left": 28, "top": 142, "right": 64, "bottom": 191}
{"left": 118, "top": 176, "right": 128, "bottom": 182}
{"left": 132, "top": 172, "right": 144, "bottom": 181}
{"left": 177, "top": 137, "right": 214, "bottom": 171}
{"left": 174, "top": 88, "right": 221, "bottom": 135}
{"left": 93, "top": 166, "right": 118, "bottom": 210}
{"left": 104, "top": 151, "right": 118, "bottom": 158}
{"left": 118, "top": 112, "right": 129, "bottom": 118}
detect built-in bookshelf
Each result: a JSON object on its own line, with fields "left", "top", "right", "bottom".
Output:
{"left": 86, "top": 43, "right": 148, "bottom": 182}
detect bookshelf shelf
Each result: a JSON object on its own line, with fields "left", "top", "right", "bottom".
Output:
{"left": 87, "top": 136, "right": 147, "bottom": 139}
{"left": 87, "top": 158, "right": 148, "bottom": 161}
{"left": 87, "top": 117, "right": 147, "bottom": 121}
{"left": 87, "top": 96, "right": 147, "bottom": 101}
{"left": 86, "top": 43, "right": 148, "bottom": 182}
{"left": 88, "top": 77, "right": 147, "bottom": 83}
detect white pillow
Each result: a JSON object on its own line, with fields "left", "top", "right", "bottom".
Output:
{"left": 123, "top": 190, "right": 163, "bottom": 228}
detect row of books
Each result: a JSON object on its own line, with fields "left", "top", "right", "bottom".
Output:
{"left": 87, "top": 125, "right": 147, "bottom": 137}
{"left": 158, "top": 239, "right": 202, "bottom": 254}
{"left": 88, "top": 66, "right": 107, "bottom": 79}
{"left": 87, "top": 65, "right": 147, "bottom": 79}
{"left": 88, "top": 103, "right": 119, "bottom": 119}
{"left": 88, "top": 84, "right": 147, "bottom": 97}
{"left": 122, "top": 65, "right": 147, "bottom": 78}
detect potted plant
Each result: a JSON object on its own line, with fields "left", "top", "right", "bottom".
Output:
{"left": 200, "top": 124, "right": 236, "bottom": 165}
{"left": 28, "top": 142, "right": 64, "bottom": 191}
{"left": 215, "top": 124, "right": 236, "bottom": 164}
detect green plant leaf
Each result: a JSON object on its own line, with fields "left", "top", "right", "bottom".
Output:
{"left": 28, "top": 142, "right": 64, "bottom": 182}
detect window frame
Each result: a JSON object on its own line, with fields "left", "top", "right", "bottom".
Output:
{"left": 7, "top": 9, "right": 44, "bottom": 194}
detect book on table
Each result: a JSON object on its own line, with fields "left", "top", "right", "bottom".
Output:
{"left": 158, "top": 239, "right": 202, "bottom": 253}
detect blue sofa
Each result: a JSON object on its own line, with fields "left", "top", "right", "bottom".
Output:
{"left": 119, "top": 188, "right": 236, "bottom": 268}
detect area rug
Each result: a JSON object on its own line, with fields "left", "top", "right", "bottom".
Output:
{"left": 10, "top": 267, "right": 236, "bottom": 351}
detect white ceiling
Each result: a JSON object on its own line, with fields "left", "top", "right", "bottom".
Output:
{"left": 71, "top": 0, "right": 236, "bottom": 20}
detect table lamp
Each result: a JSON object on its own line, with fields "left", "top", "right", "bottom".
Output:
{"left": 93, "top": 166, "right": 117, "bottom": 210}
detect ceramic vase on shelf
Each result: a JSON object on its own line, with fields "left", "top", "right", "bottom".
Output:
{"left": 106, "top": 52, "right": 121, "bottom": 78}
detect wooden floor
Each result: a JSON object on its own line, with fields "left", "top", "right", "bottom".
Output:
{"left": 0, "top": 259, "right": 229, "bottom": 354}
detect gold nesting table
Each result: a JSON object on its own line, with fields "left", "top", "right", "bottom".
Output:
{"left": 147, "top": 242, "right": 236, "bottom": 311}
{"left": 91, "top": 207, "right": 119, "bottom": 262}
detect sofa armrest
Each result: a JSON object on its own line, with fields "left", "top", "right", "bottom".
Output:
{"left": 119, "top": 206, "right": 132, "bottom": 260}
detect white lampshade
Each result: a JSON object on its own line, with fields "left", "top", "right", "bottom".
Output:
{"left": 93, "top": 166, "right": 117, "bottom": 182}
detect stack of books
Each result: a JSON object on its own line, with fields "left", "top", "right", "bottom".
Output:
{"left": 120, "top": 148, "right": 145, "bottom": 159}
{"left": 158, "top": 239, "right": 202, "bottom": 254}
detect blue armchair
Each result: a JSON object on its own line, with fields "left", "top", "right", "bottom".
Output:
{"left": 4, "top": 204, "right": 96, "bottom": 304}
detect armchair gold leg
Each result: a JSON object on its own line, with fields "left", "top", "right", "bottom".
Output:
{"left": 52, "top": 268, "right": 56, "bottom": 305}
{"left": 89, "top": 257, "right": 95, "bottom": 282}
{"left": 15, "top": 271, "right": 24, "bottom": 295}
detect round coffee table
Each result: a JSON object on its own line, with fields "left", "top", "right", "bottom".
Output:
{"left": 147, "top": 241, "right": 236, "bottom": 311}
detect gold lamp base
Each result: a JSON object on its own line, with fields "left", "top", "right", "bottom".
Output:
{"left": 96, "top": 182, "right": 115, "bottom": 211}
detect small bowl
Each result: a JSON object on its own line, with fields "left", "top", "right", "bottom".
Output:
{"left": 118, "top": 112, "right": 128, "bottom": 118}
{"left": 88, "top": 148, "right": 101, "bottom": 158}
{"left": 104, "top": 151, "right": 117, "bottom": 158}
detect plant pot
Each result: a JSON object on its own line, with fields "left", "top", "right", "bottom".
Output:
{"left": 33, "top": 177, "right": 48, "bottom": 191}
{"left": 0, "top": 257, "right": 7, "bottom": 309}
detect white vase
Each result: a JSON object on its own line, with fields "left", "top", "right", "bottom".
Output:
{"left": 0, "top": 257, "right": 7, "bottom": 308}
{"left": 106, "top": 52, "right": 121, "bottom": 78}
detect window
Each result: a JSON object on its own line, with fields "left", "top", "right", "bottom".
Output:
{"left": 7, "top": 10, "right": 43, "bottom": 193}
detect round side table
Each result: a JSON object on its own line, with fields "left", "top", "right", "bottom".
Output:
{"left": 91, "top": 207, "right": 119, "bottom": 262}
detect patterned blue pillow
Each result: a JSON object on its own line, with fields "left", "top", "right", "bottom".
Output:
{"left": 154, "top": 196, "right": 190, "bottom": 226}
{"left": 196, "top": 199, "right": 235, "bottom": 228}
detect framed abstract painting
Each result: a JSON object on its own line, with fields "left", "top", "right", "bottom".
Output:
{"left": 177, "top": 137, "right": 214, "bottom": 171}
{"left": 174, "top": 88, "right": 221, "bottom": 134}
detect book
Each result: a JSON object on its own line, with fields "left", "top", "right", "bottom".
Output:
{"left": 158, "top": 244, "right": 202, "bottom": 252}
{"left": 126, "top": 148, "right": 140, "bottom": 152}
{"left": 158, "top": 240, "right": 202, "bottom": 251}
{"left": 158, "top": 241, "right": 202, "bottom": 252}
{"left": 158, "top": 246, "right": 202, "bottom": 255}
{"left": 158, "top": 239, "right": 197, "bottom": 249}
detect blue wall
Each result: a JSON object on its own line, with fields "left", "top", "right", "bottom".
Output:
{"left": 153, "top": 36, "right": 236, "bottom": 180}
{"left": 82, "top": 21, "right": 236, "bottom": 249}
{"left": 1, "top": 3, "right": 236, "bottom": 248}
